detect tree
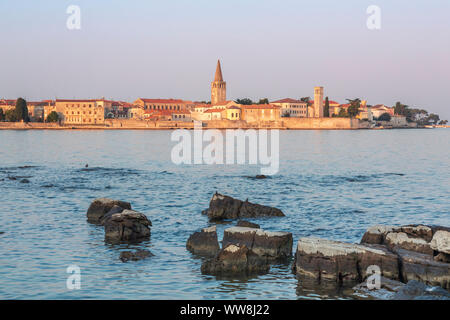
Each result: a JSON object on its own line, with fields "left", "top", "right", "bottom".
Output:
{"left": 438, "top": 120, "right": 448, "bottom": 125}
{"left": 258, "top": 98, "right": 269, "bottom": 104}
{"left": 0, "top": 108, "right": 4, "bottom": 121}
{"left": 235, "top": 98, "right": 253, "bottom": 105}
{"left": 324, "top": 96, "right": 330, "bottom": 117}
{"left": 337, "top": 108, "right": 348, "bottom": 117}
{"left": 46, "top": 111, "right": 59, "bottom": 123}
{"left": 378, "top": 113, "right": 391, "bottom": 121}
{"left": 281, "top": 111, "right": 290, "bottom": 118}
{"left": 346, "top": 98, "right": 361, "bottom": 118}
{"left": 15, "top": 98, "right": 29, "bottom": 122}
{"left": 5, "top": 109, "right": 18, "bottom": 122}
{"left": 300, "top": 97, "right": 310, "bottom": 103}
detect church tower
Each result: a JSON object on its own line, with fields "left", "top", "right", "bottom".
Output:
{"left": 211, "top": 60, "right": 226, "bottom": 105}
{"left": 314, "top": 86, "right": 324, "bottom": 117}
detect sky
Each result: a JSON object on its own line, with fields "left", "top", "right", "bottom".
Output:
{"left": 1, "top": 0, "right": 449, "bottom": 119}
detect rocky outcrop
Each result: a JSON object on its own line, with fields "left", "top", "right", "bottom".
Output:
{"left": 222, "top": 227, "right": 292, "bottom": 260}
{"left": 292, "top": 237, "right": 399, "bottom": 283}
{"left": 430, "top": 230, "right": 450, "bottom": 263}
{"left": 297, "top": 224, "right": 450, "bottom": 291}
{"left": 120, "top": 249, "right": 154, "bottom": 262}
{"left": 87, "top": 198, "right": 131, "bottom": 224}
{"left": 353, "top": 278, "right": 450, "bottom": 300}
{"left": 201, "top": 244, "right": 270, "bottom": 275}
{"left": 202, "top": 193, "right": 284, "bottom": 221}
{"left": 103, "top": 209, "right": 151, "bottom": 242}
{"left": 186, "top": 226, "right": 220, "bottom": 256}
{"left": 393, "top": 248, "right": 450, "bottom": 289}
{"left": 236, "top": 220, "right": 260, "bottom": 229}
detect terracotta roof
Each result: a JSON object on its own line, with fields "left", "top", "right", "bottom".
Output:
{"left": 204, "top": 108, "right": 224, "bottom": 113}
{"left": 214, "top": 60, "right": 224, "bottom": 82}
{"left": 56, "top": 99, "right": 105, "bottom": 103}
{"left": 271, "top": 98, "right": 305, "bottom": 104}
{"left": 138, "top": 98, "right": 186, "bottom": 104}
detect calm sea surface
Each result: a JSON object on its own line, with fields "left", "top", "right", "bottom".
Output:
{"left": 0, "top": 129, "right": 449, "bottom": 299}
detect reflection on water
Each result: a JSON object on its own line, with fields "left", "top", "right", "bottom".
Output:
{"left": 0, "top": 129, "right": 449, "bottom": 299}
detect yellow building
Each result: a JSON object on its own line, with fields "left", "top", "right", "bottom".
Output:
{"left": 240, "top": 104, "right": 281, "bottom": 122}
{"left": 55, "top": 99, "right": 111, "bottom": 124}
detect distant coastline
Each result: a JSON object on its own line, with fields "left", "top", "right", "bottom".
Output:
{"left": 0, "top": 118, "right": 433, "bottom": 130}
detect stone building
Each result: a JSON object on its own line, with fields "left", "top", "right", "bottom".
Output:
{"left": 211, "top": 60, "right": 226, "bottom": 105}
{"left": 313, "top": 87, "right": 324, "bottom": 117}
{"left": 55, "top": 99, "right": 111, "bottom": 124}
{"left": 240, "top": 104, "right": 281, "bottom": 122}
{"left": 271, "top": 98, "right": 308, "bottom": 117}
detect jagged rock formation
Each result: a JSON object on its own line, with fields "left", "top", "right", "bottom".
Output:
{"left": 222, "top": 227, "right": 292, "bottom": 260}
{"left": 186, "top": 226, "right": 220, "bottom": 256}
{"left": 120, "top": 249, "right": 154, "bottom": 262}
{"left": 294, "top": 224, "right": 450, "bottom": 290}
{"left": 201, "top": 244, "right": 270, "bottom": 275}
{"left": 236, "top": 220, "right": 260, "bottom": 229}
{"left": 86, "top": 198, "right": 132, "bottom": 224}
{"left": 103, "top": 209, "right": 151, "bottom": 243}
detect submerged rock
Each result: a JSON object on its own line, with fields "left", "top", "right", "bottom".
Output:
{"left": 222, "top": 227, "right": 292, "bottom": 260}
{"left": 186, "top": 226, "right": 220, "bottom": 256}
{"left": 236, "top": 220, "right": 260, "bottom": 229}
{"left": 86, "top": 198, "right": 132, "bottom": 224}
{"left": 20, "top": 178, "right": 30, "bottom": 183}
{"left": 353, "top": 278, "right": 450, "bottom": 300}
{"left": 120, "top": 249, "right": 154, "bottom": 262}
{"left": 201, "top": 244, "right": 270, "bottom": 275}
{"left": 202, "top": 192, "right": 284, "bottom": 221}
{"left": 103, "top": 209, "right": 151, "bottom": 242}
{"left": 292, "top": 237, "right": 399, "bottom": 284}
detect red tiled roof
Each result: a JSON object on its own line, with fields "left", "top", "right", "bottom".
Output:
{"left": 139, "top": 98, "right": 186, "bottom": 104}
{"left": 203, "top": 108, "right": 224, "bottom": 113}
{"left": 271, "top": 98, "right": 305, "bottom": 104}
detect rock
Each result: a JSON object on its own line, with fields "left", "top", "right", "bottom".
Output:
{"left": 120, "top": 249, "right": 154, "bottom": 262}
{"left": 430, "top": 230, "right": 450, "bottom": 254}
{"left": 361, "top": 224, "right": 439, "bottom": 255}
{"left": 236, "top": 220, "right": 260, "bottom": 229}
{"left": 20, "top": 179, "right": 30, "bottom": 183}
{"left": 255, "top": 175, "right": 267, "bottom": 179}
{"left": 103, "top": 209, "right": 151, "bottom": 242}
{"left": 8, "top": 176, "right": 17, "bottom": 180}
{"left": 360, "top": 225, "right": 394, "bottom": 245}
{"left": 433, "top": 253, "right": 450, "bottom": 263}
{"left": 201, "top": 244, "right": 270, "bottom": 275}
{"left": 385, "top": 232, "right": 433, "bottom": 255}
{"left": 293, "top": 237, "right": 399, "bottom": 284}
{"left": 353, "top": 278, "right": 450, "bottom": 300}
{"left": 222, "top": 227, "right": 292, "bottom": 260}
{"left": 186, "top": 226, "right": 220, "bottom": 256}
{"left": 203, "top": 193, "right": 284, "bottom": 221}
{"left": 100, "top": 205, "right": 126, "bottom": 224}
{"left": 86, "top": 198, "right": 132, "bottom": 223}
{"left": 393, "top": 247, "right": 450, "bottom": 289}
{"left": 392, "top": 280, "right": 450, "bottom": 300}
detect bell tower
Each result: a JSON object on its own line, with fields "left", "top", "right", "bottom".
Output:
{"left": 211, "top": 60, "right": 226, "bottom": 105}
{"left": 314, "top": 86, "right": 324, "bottom": 117}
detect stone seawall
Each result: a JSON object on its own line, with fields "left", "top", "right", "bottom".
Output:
{"left": 0, "top": 118, "right": 378, "bottom": 130}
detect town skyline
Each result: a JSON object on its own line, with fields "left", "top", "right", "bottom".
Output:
{"left": 1, "top": 1, "right": 449, "bottom": 119}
